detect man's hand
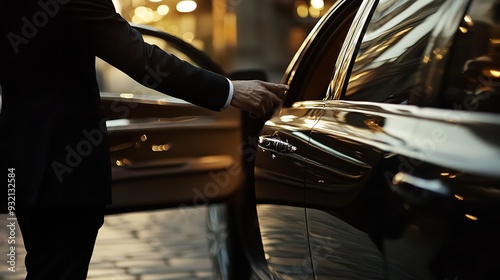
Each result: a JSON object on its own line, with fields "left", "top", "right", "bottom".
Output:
{"left": 230, "top": 80, "right": 289, "bottom": 118}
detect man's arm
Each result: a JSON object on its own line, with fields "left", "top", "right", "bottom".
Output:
{"left": 63, "top": 0, "right": 287, "bottom": 115}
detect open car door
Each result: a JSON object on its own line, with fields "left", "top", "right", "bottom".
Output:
{"left": 100, "top": 25, "right": 245, "bottom": 213}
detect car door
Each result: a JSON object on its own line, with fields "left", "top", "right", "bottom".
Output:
{"left": 253, "top": 0, "right": 363, "bottom": 278}
{"left": 100, "top": 25, "right": 244, "bottom": 213}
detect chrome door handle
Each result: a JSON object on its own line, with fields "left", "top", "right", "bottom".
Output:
{"left": 258, "top": 135, "right": 297, "bottom": 155}
{"left": 390, "top": 172, "right": 451, "bottom": 205}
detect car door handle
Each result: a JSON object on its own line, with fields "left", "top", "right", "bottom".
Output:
{"left": 258, "top": 135, "right": 297, "bottom": 155}
{"left": 390, "top": 172, "right": 451, "bottom": 205}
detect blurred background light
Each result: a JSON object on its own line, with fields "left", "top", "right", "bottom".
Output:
{"left": 309, "top": 6, "right": 321, "bottom": 18}
{"left": 177, "top": 0, "right": 197, "bottom": 13}
{"left": 310, "top": 0, "right": 324, "bottom": 10}
{"left": 183, "top": 32, "right": 195, "bottom": 42}
{"left": 134, "top": 6, "right": 148, "bottom": 17}
{"left": 157, "top": 4, "right": 169, "bottom": 15}
{"left": 296, "top": 3, "right": 309, "bottom": 18}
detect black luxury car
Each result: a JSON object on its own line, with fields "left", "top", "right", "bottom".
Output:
{"left": 98, "top": 0, "right": 500, "bottom": 279}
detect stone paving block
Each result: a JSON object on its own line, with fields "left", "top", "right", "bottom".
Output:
{"left": 128, "top": 265, "right": 200, "bottom": 275}
{"left": 168, "top": 258, "right": 212, "bottom": 270}
{"left": 95, "top": 229, "right": 136, "bottom": 239}
{"left": 140, "top": 273, "right": 194, "bottom": 280}
{"left": 86, "top": 267, "right": 128, "bottom": 278}
{"left": 92, "top": 245, "right": 159, "bottom": 260}
{"left": 195, "top": 271, "right": 216, "bottom": 278}
{"left": 122, "top": 251, "right": 165, "bottom": 260}
{"left": 115, "top": 259, "right": 167, "bottom": 269}
{"left": 87, "top": 273, "right": 137, "bottom": 280}
{"left": 87, "top": 261, "right": 121, "bottom": 270}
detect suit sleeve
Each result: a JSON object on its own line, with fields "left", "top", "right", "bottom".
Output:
{"left": 63, "top": 0, "right": 230, "bottom": 111}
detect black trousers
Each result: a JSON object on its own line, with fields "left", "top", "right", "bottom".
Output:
{"left": 16, "top": 205, "right": 105, "bottom": 280}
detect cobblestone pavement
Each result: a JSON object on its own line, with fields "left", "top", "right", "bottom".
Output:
{"left": 0, "top": 206, "right": 214, "bottom": 280}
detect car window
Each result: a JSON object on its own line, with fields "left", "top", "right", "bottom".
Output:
{"left": 282, "top": 0, "right": 362, "bottom": 107}
{"left": 439, "top": 0, "right": 500, "bottom": 114}
{"left": 342, "top": 0, "right": 448, "bottom": 103}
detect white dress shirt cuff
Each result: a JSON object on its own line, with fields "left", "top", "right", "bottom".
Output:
{"left": 221, "top": 78, "right": 233, "bottom": 111}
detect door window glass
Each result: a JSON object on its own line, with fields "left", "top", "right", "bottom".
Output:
{"left": 343, "top": 0, "right": 447, "bottom": 103}
{"left": 282, "top": 0, "right": 362, "bottom": 107}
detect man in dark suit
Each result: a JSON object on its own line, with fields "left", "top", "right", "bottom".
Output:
{"left": 0, "top": 0, "right": 287, "bottom": 279}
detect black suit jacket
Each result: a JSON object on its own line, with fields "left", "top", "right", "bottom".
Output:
{"left": 0, "top": 0, "right": 230, "bottom": 208}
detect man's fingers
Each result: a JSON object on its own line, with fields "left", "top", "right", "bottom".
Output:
{"left": 260, "top": 81, "right": 287, "bottom": 112}
{"left": 262, "top": 81, "right": 288, "bottom": 91}
{"left": 270, "top": 91, "right": 282, "bottom": 106}
{"left": 230, "top": 80, "right": 289, "bottom": 117}
{"left": 261, "top": 82, "right": 288, "bottom": 105}
{"left": 275, "top": 84, "right": 290, "bottom": 93}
